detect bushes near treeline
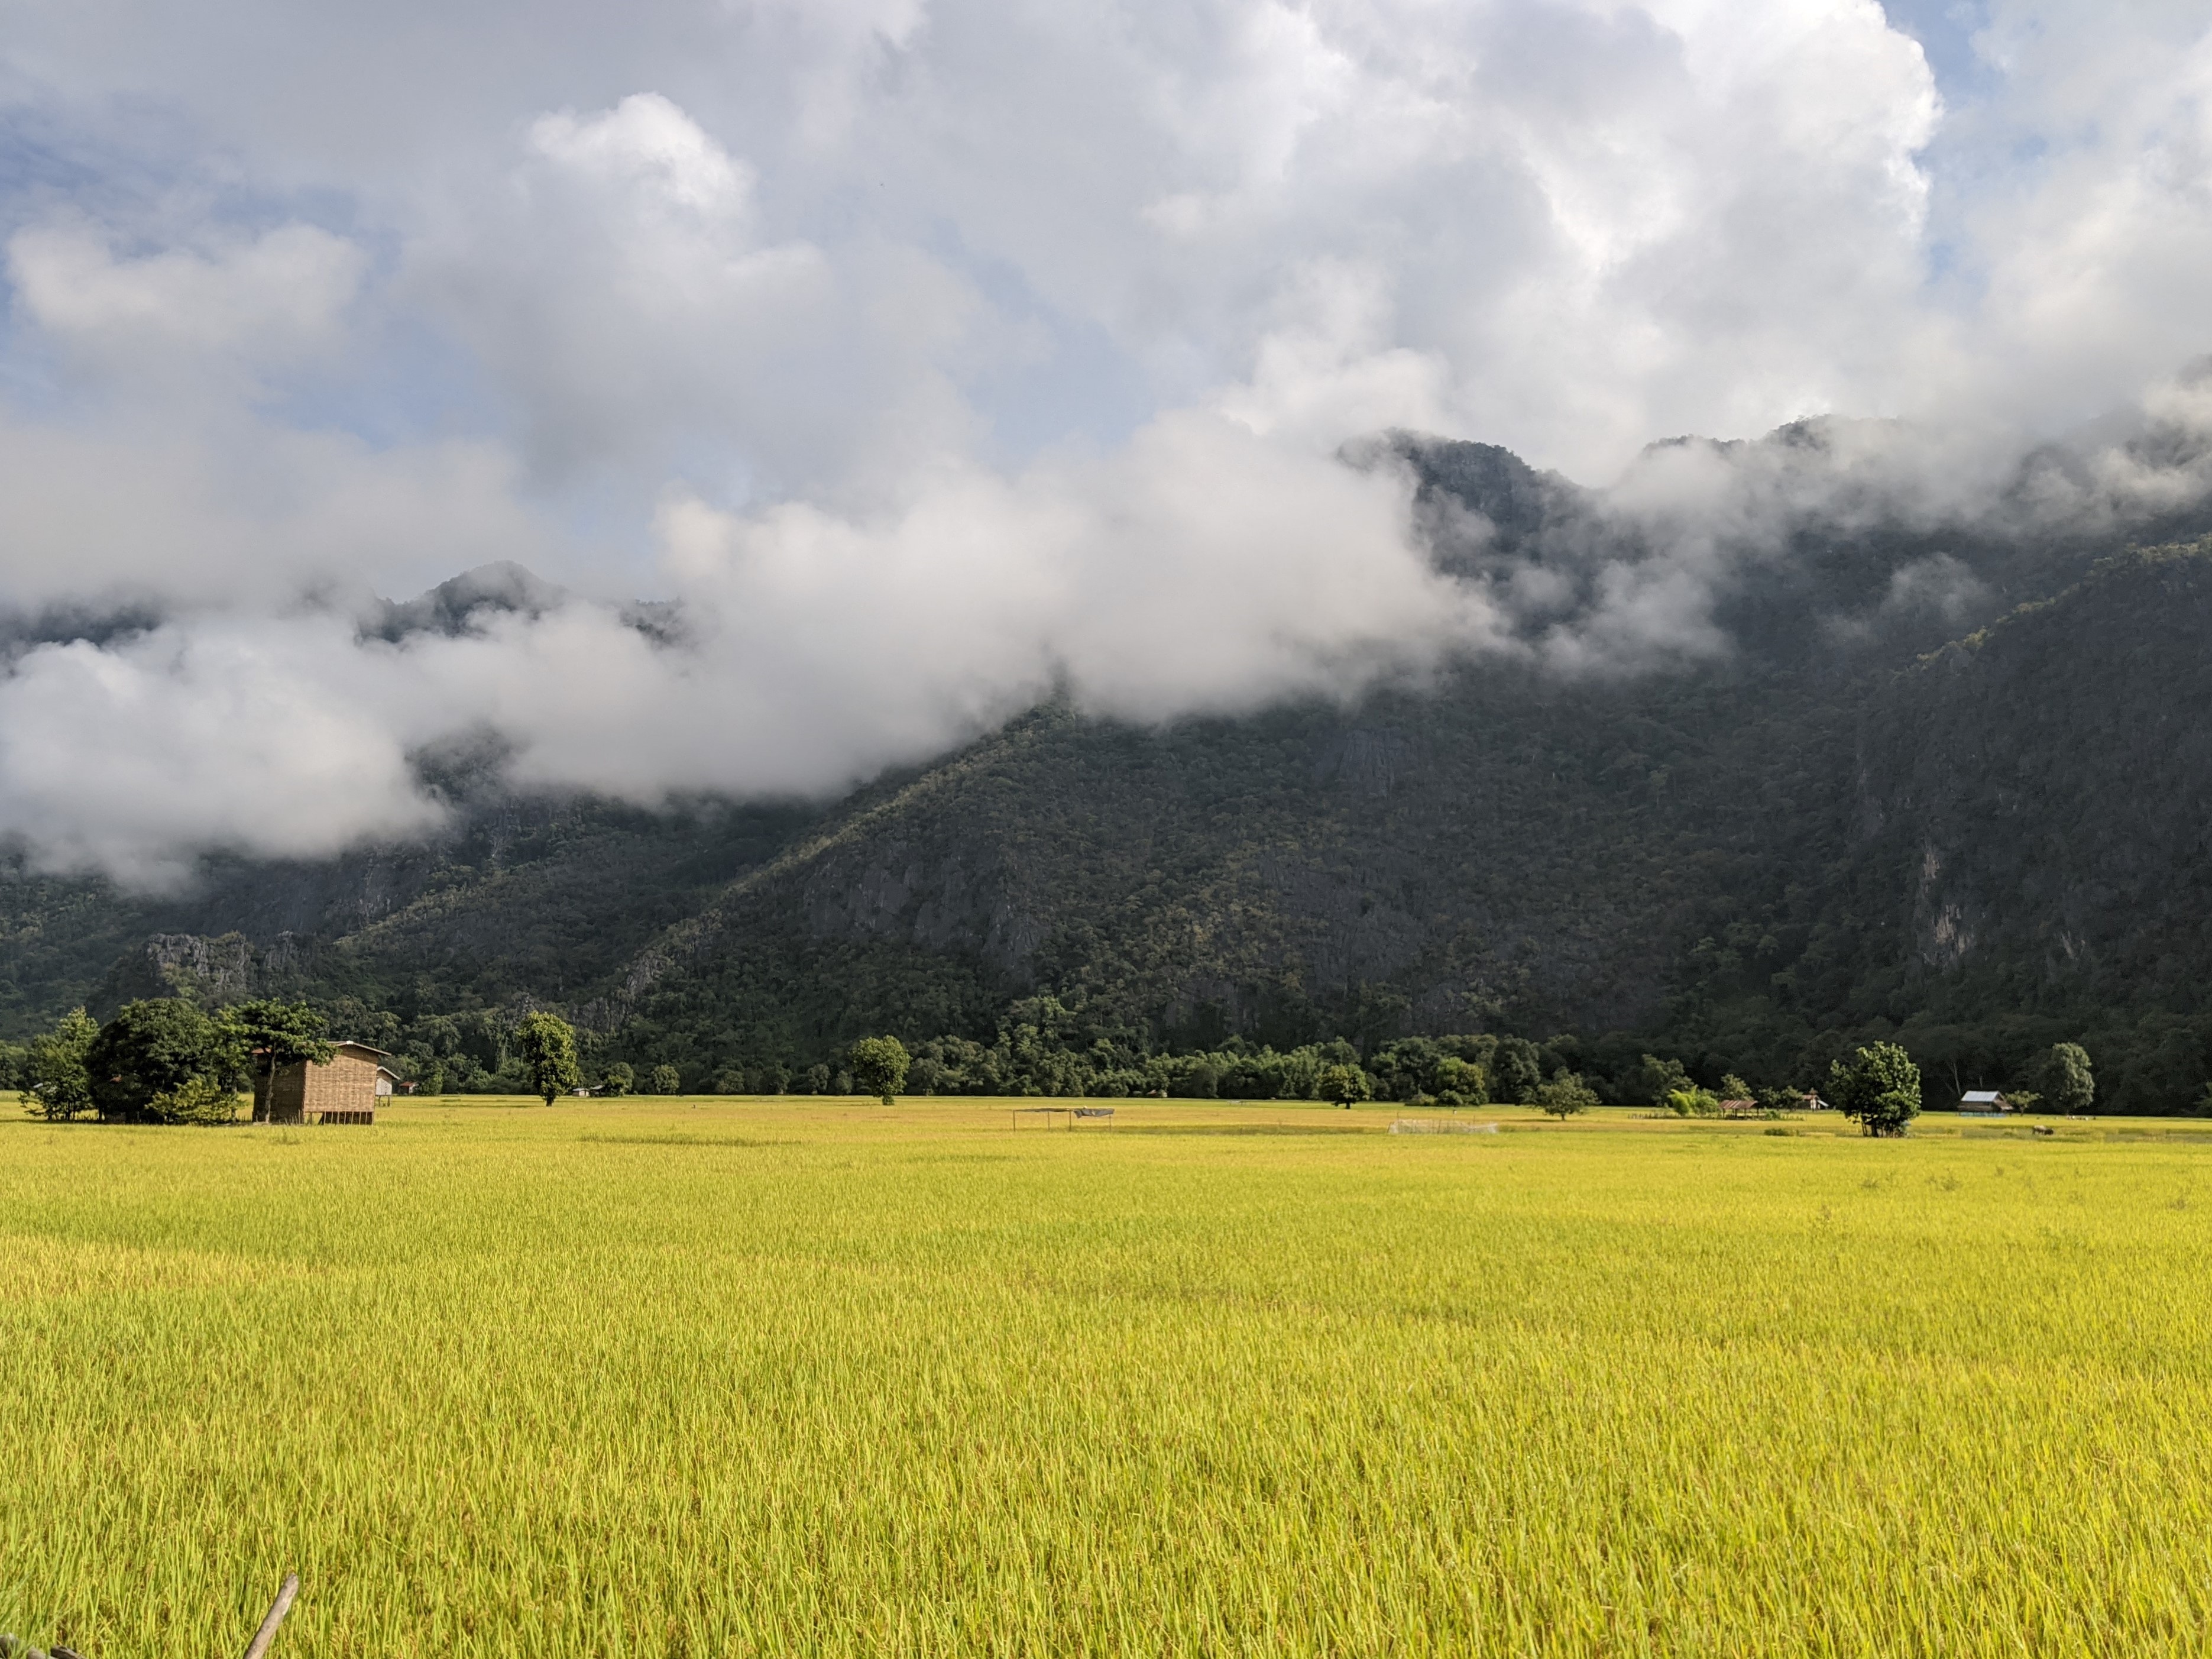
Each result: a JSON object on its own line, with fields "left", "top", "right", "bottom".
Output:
{"left": 14, "top": 997, "right": 330, "bottom": 1125}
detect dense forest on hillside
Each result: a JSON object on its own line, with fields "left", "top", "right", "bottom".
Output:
{"left": 9, "top": 434, "right": 2212, "bottom": 1112}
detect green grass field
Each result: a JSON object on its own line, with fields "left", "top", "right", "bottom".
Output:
{"left": 5, "top": 1098, "right": 2211, "bottom": 1655}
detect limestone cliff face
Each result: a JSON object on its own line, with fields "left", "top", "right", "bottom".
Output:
{"left": 1850, "top": 544, "right": 2212, "bottom": 1011}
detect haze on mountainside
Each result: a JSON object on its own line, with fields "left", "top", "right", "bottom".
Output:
{"left": 1, "top": 0, "right": 2211, "bottom": 885}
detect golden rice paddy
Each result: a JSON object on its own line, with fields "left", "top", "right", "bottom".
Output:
{"left": 4, "top": 1098, "right": 2210, "bottom": 1655}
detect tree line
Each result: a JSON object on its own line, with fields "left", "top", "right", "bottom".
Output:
{"left": 9, "top": 989, "right": 2099, "bottom": 1141}
{"left": 11, "top": 999, "right": 613, "bottom": 1121}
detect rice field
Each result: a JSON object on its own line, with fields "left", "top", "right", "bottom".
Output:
{"left": 5, "top": 1097, "right": 2212, "bottom": 1656}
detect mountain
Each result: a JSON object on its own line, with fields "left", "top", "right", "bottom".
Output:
{"left": 609, "top": 539, "right": 2212, "bottom": 1113}
{"left": 9, "top": 429, "right": 2212, "bottom": 1111}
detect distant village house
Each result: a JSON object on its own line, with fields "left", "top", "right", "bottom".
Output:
{"left": 254, "top": 1041, "right": 398, "bottom": 1126}
{"left": 1960, "top": 1090, "right": 2013, "bottom": 1114}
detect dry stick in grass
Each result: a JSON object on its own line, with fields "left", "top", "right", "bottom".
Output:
{"left": 240, "top": 1575, "right": 299, "bottom": 1659}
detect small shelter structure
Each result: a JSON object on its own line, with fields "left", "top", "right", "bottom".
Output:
{"left": 1960, "top": 1090, "right": 2013, "bottom": 1115}
{"left": 254, "top": 1041, "right": 399, "bottom": 1126}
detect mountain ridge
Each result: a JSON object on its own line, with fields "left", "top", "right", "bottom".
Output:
{"left": 10, "top": 432, "right": 2212, "bottom": 1110}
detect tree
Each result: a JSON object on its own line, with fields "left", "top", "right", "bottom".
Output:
{"left": 1720, "top": 1073, "right": 1754, "bottom": 1104}
{"left": 221, "top": 998, "right": 333, "bottom": 1122}
{"left": 1492, "top": 1038, "right": 1542, "bottom": 1104}
{"left": 85, "top": 1000, "right": 237, "bottom": 1123}
{"left": 21, "top": 1007, "right": 98, "bottom": 1121}
{"left": 1534, "top": 1072, "right": 1598, "bottom": 1118}
{"left": 1630, "top": 1053, "right": 1692, "bottom": 1106}
{"left": 1318, "top": 1062, "right": 1373, "bottom": 1107}
{"left": 650, "top": 1063, "right": 683, "bottom": 1097}
{"left": 1828, "top": 1042, "right": 1922, "bottom": 1137}
{"left": 2039, "top": 1043, "right": 2094, "bottom": 1115}
{"left": 1434, "top": 1055, "right": 1489, "bottom": 1107}
{"left": 514, "top": 1012, "right": 582, "bottom": 1105}
{"left": 600, "top": 1062, "right": 634, "bottom": 1097}
{"left": 850, "top": 1036, "right": 911, "bottom": 1104}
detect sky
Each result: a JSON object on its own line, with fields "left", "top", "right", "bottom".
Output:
{"left": 2, "top": 0, "right": 2211, "bottom": 882}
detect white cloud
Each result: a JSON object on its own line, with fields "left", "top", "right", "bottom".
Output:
{"left": 404, "top": 91, "right": 978, "bottom": 496}
{"left": 0, "top": 618, "right": 442, "bottom": 887}
{"left": 0, "top": 1, "right": 2208, "bottom": 881}
{"left": 11, "top": 222, "right": 364, "bottom": 380}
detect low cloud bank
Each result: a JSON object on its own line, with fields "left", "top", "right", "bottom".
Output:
{"left": 4, "top": 3, "right": 2212, "bottom": 883}
{"left": 7, "top": 376, "right": 2210, "bottom": 889}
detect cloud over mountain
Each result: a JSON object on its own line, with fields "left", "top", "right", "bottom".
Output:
{"left": 1, "top": 0, "right": 2211, "bottom": 882}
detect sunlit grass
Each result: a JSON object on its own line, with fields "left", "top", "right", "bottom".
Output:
{"left": 5, "top": 1098, "right": 2210, "bottom": 1655}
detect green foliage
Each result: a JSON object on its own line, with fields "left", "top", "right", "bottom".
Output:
{"left": 1434, "top": 1056, "right": 1488, "bottom": 1107}
{"left": 1665, "top": 1087, "right": 1720, "bottom": 1118}
{"left": 21, "top": 1007, "right": 98, "bottom": 1121}
{"left": 2039, "top": 1043, "right": 2095, "bottom": 1114}
{"left": 221, "top": 997, "right": 331, "bottom": 1115}
{"left": 1829, "top": 1042, "right": 1922, "bottom": 1137}
{"left": 848, "top": 1036, "right": 911, "bottom": 1104}
{"left": 600, "top": 1062, "right": 634, "bottom": 1097}
{"left": 649, "top": 1063, "right": 682, "bottom": 1097}
{"left": 1317, "top": 1062, "right": 1372, "bottom": 1105}
{"left": 1534, "top": 1072, "right": 1598, "bottom": 1118}
{"left": 1631, "top": 1054, "right": 1692, "bottom": 1107}
{"left": 220, "top": 997, "right": 332, "bottom": 1066}
{"left": 1491, "top": 1039, "right": 1541, "bottom": 1105}
{"left": 1720, "top": 1073, "right": 1753, "bottom": 1104}
{"left": 513, "top": 1012, "right": 582, "bottom": 1106}
{"left": 85, "top": 999, "right": 237, "bottom": 1124}
{"left": 145, "top": 1073, "right": 241, "bottom": 1126}
{"left": 1369, "top": 1037, "right": 1495, "bottom": 1105}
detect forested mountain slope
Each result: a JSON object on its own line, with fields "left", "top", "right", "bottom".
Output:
{"left": 0, "top": 795, "right": 819, "bottom": 1036}
{"left": 8, "top": 433, "right": 2212, "bottom": 1109}
{"left": 610, "top": 532, "right": 2212, "bottom": 1111}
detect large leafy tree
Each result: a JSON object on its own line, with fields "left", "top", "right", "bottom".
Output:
{"left": 85, "top": 1000, "right": 240, "bottom": 1124}
{"left": 22, "top": 1007, "right": 99, "bottom": 1121}
{"left": 1434, "top": 1055, "right": 1488, "bottom": 1106}
{"left": 1491, "top": 1039, "right": 1543, "bottom": 1105}
{"left": 848, "top": 1036, "right": 911, "bottom": 1104}
{"left": 2038, "top": 1043, "right": 2095, "bottom": 1115}
{"left": 1536, "top": 1072, "right": 1599, "bottom": 1118}
{"left": 1828, "top": 1042, "right": 1922, "bottom": 1137}
{"left": 1318, "top": 1062, "right": 1373, "bottom": 1107}
{"left": 221, "top": 998, "right": 335, "bottom": 1121}
{"left": 514, "top": 1012, "right": 582, "bottom": 1105}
